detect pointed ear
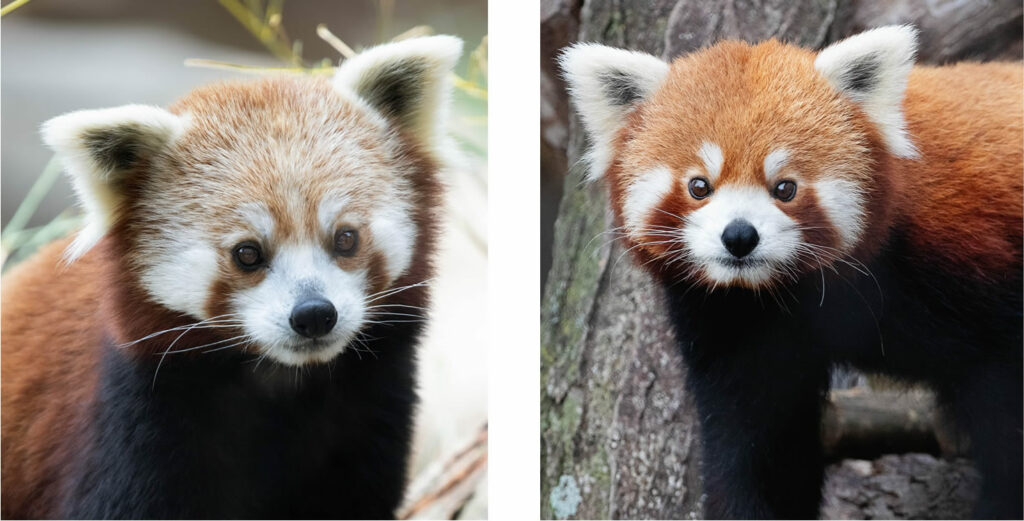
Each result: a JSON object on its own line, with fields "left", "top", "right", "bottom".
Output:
{"left": 42, "top": 105, "right": 186, "bottom": 261}
{"left": 333, "top": 35, "right": 462, "bottom": 151}
{"left": 815, "top": 25, "right": 919, "bottom": 159}
{"left": 559, "top": 43, "right": 669, "bottom": 180}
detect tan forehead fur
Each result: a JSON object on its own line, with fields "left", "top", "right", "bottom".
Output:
{"left": 617, "top": 40, "right": 871, "bottom": 190}
{"left": 605, "top": 39, "right": 886, "bottom": 278}
{"left": 159, "top": 76, "right": 409, "bottom": 243}
{"left": 605, "top": 37, "right": 1023, "bottom": 284}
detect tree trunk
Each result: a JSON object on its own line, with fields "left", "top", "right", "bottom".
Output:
{"left": 539, "top": 1, "right": 1021, "bottom": 519}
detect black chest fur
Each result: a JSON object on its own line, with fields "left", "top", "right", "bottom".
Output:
{"left": 659, "top": 236, "right": 1023, "bottom": 519}
{"left": 62, "top": 323, "right": 421, "bottom": 520}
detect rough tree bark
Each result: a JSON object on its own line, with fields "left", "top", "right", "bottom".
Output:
{"left": 540, "top": 1, "right": 1021, "bottom": 519}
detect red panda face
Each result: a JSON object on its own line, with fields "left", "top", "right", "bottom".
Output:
{"left": 114, "top": 77, "right": 420, "bottom": 365}
{"left": 562, "top": 27, "right": 919, "bottom": 289}
{"left": 43, "top": 36, "right": 461, "bottom": 365}
{"left": 612, "top": 43, "right": 875, "bottom": 288}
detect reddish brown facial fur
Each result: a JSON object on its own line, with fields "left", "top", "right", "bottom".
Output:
{"left": 598, "top": 39, "right": 1021, "bottom": 288}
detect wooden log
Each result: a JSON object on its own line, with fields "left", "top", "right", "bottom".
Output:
{"left": 823, "top": 388, "right": 944, "bottom": 460}
{"left": 399, "top": 424, "right": 488, "bottom": 520}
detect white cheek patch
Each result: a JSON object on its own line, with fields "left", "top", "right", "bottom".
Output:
{"left": 698, "top": 141, "right": 724, "bottom": 181}
{"left": 234, "top": 244, "right": 368, "bottom": 366}
{"left": 681, "top": 186, "right": 802, "bottom": 286}
{"left": 623, "top": 166, "right": 674, "bottom": 235}
{"left": 763, "top": 148, "right": 790, "bottom": 181}
{"left": 139, "top": 237, "right": 219, "bottom": 319}
{"left": 814, "top": 177, "right": 867, "bottom": 251}
{"left": 368, "top": 204, "right": 416, "bottom": 281}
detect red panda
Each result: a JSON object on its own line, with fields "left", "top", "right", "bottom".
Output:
{"left": 1, "top": 35, "right": 461, "bottom": 519}
{"left": 562, "top": 25, "right": 1022, "bottom": 519}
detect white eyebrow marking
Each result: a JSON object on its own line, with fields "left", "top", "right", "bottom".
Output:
{"left": 317, "top": 193, "right": 351, "bottom": 234}
{"left": 764, "top": 148, "right": 790, "bottom": 180}
{"left": 237, "top": 202, "right": 275, "bottom": 239}
{"left": 698, "top": 141, "right": 724, "bottom": 181}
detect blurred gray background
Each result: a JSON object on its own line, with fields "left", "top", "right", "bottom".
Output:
{"left": 2, "top": 0, "right": 486, "bottom": 230}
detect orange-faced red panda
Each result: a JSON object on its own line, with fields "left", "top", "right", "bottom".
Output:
{"left": 562, "top": 25, "right": 1022, "bottom": 519}
{"left": 1, "top": 35, "right": 461, "bottom": 519}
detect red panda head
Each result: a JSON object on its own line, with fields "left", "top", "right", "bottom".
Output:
{"left": 562, "top": 26, "right": 918, "bottom": 289}
{"left": 42, "top": 35, "right": 462, "bottom": 365}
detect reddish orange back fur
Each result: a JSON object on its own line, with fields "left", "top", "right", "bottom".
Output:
{"left": 2, "top": 238, "right": 102, "bottom": 518}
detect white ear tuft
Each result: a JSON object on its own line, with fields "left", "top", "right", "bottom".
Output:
{"left": 333, "top": 35, "right": 462, "bottom": 154}
{"left": 41, "top": 105, "right": 185, "bottom": 261}
{"left": 815, "top": 25, "right": 919, "bottom": 159}
{"left": 559, "top": 43, "right": 669, "bottom": 181}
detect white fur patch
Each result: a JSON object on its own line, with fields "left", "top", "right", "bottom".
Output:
{"left": 814, "top": 177, "right": 867, "bottom": 250}
{"left": 763, "top": 148, "right": 790, "bottom": 180}
{"left": 681, "top": 186, "right": 801, "bottom": 286}
{"left": 368, "top": 204, "right": 417, "bottom": 282}
{"left": 315, "top": 191, "right": 416, "bottom": 283}
{"left": 317, "top": 193, "right": 352, "bottom": 236}
{"left": 139, "top": 237, "right": 219, "bottom": 319}
{"left": 234, "top": 244, "right": 368, "bottom": 366}
{"left": 559, "top": 43, "right": 669, "bottom": 181}
{"left": 697, "top": 141, "right": 724, "bottom": 181}
{"left": 41, "top": 105, "right": 187, "bottom": 261}
{"left": 623, "top": 166, "right": 674, "bottom": 234}
{"left": 814, "top": 25, "right": 919, "bottom": 159}
{"left": 237, "top": 202, "right": 275, "bottom": 241}
{"left": 332, "top": 35, "right": 462, "bottom": 159}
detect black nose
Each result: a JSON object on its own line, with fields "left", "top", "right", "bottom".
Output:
{"left": 721, "top": 219, "right": 760, "bottom": 258}
{"left": 289, "top": 297, "right": 337, "bottom": 338}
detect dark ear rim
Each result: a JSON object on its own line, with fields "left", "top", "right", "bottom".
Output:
{"left": 353, "top": 56, "right": 432, "bottom": 128}
{"left": 80, "top": 124, "right": 155, "bottom": 176}
{"left": 40, "top": 104, "right": 186, "bottom": 261}
{"left": 42, "top": 104, "right": 186, "bottom": 177}
{"left": 599, "top": 68, "right": 649, "bottom": 107}
{"left": 332, "top": 35, "right": 462, "bottom": 139}
{"left": 558, "top": 42, "right": 670, "bottom": 181}
{"left": 814, "top": 25, "right": 919, "bottom": 159}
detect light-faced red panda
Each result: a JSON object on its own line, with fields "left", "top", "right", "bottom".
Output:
{"left": 562, "top": 25, "right": 1022, "bottom": 519}
{"left": 1, "top": 35, "right": 461, "bottom": 519}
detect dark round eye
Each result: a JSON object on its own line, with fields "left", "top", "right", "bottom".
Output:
{"left": 232, "top": 242, "right": 265, "bottom": 271}
{"left": 688, "top": 177, "right": 712, "bottom": 200}
{"left": 773, "top": 180, "right": 798, "bottom": 202}
{"left": 334, "top": 228, "right": 359, "bottom": 257}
